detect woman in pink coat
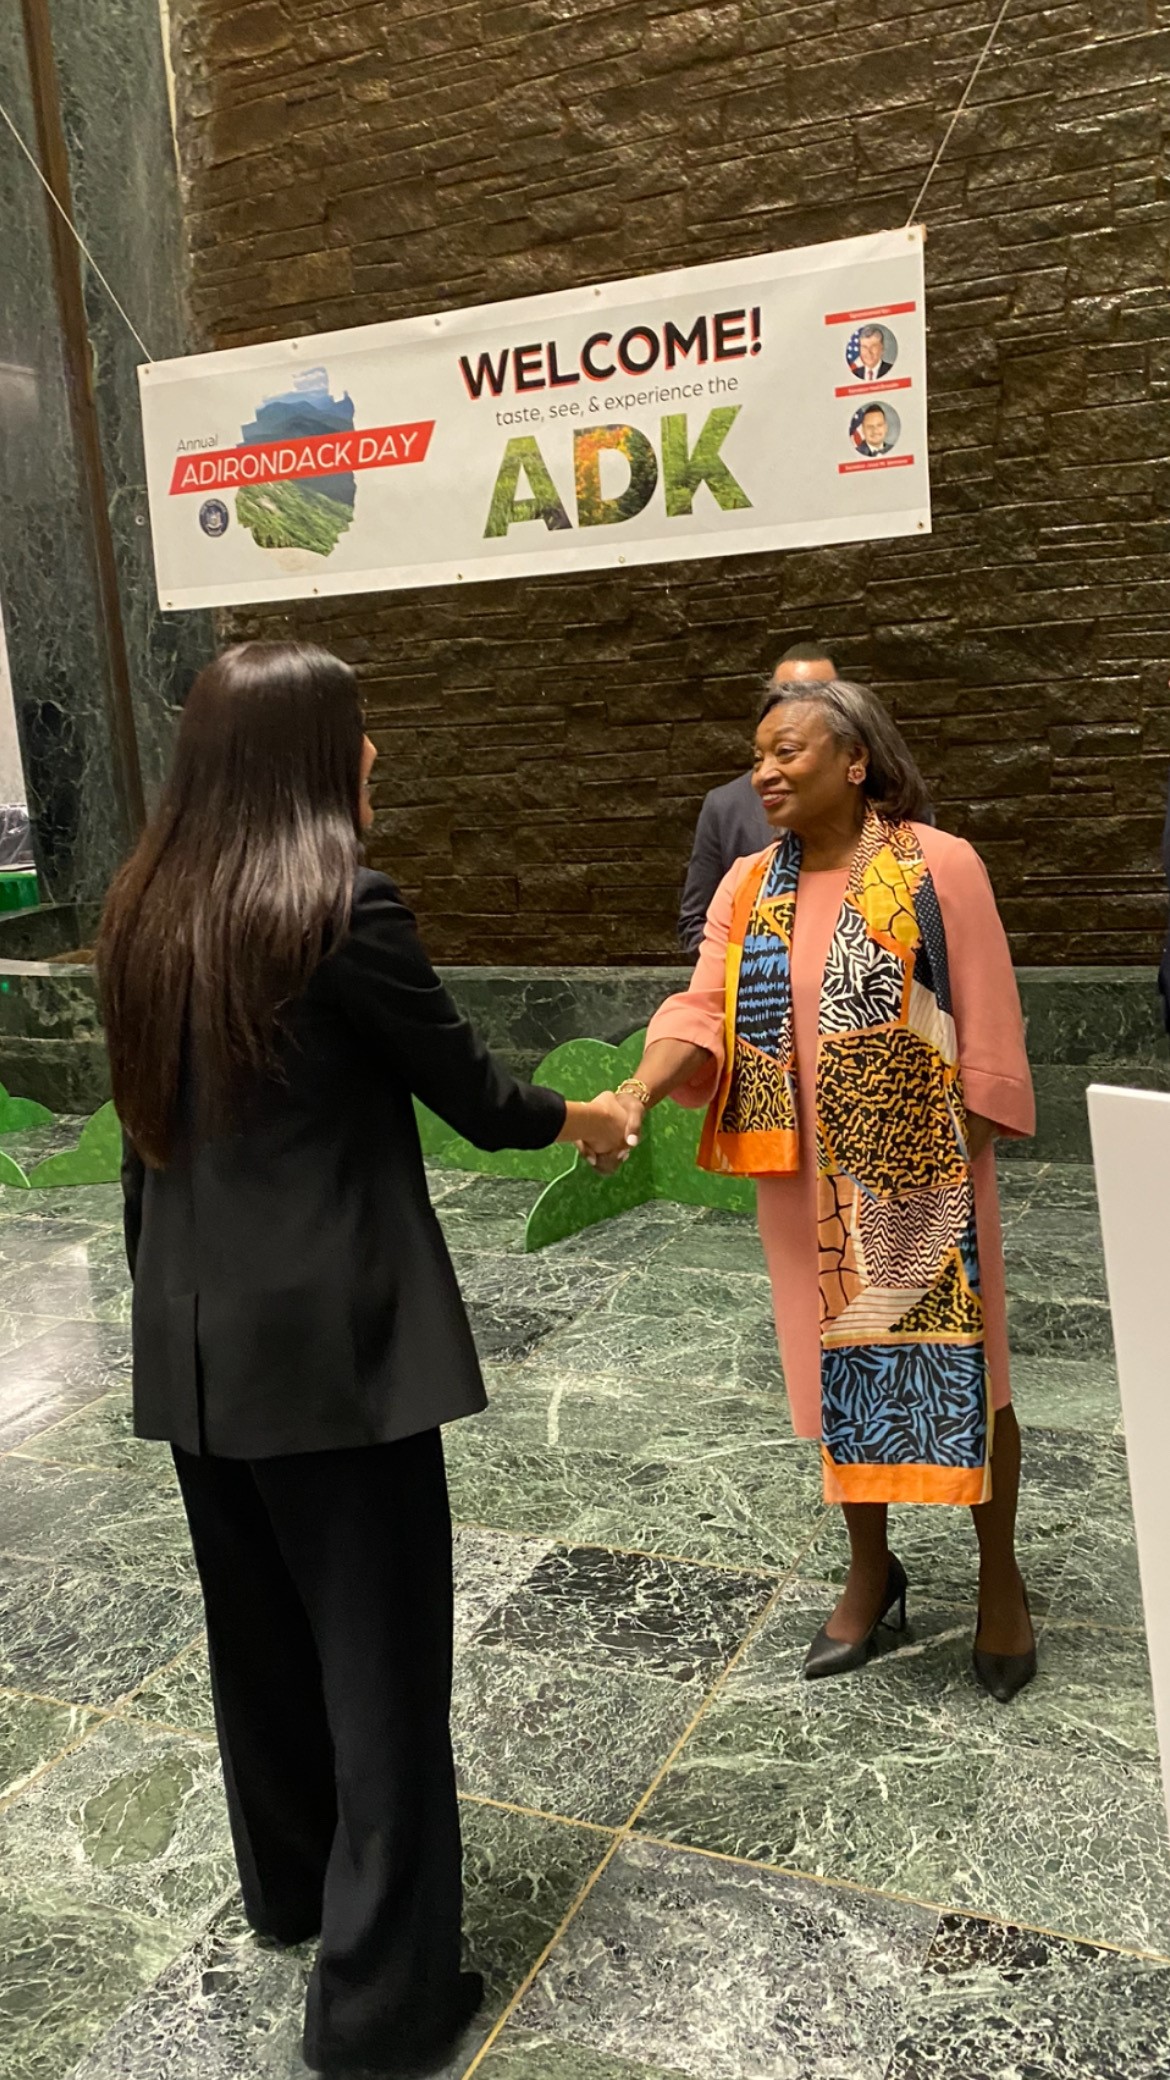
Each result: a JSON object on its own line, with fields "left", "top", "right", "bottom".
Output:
{"left": 611, "top": 681, "right": 1036, "bottom": 1700}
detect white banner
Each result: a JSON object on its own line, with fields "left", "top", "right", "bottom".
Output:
{"left": 139, "top": 226, "right": 929, "bottom": 611}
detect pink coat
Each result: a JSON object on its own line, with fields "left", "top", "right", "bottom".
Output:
{"left": 647, "top": 825, "right": 1036, "bottom": 1439}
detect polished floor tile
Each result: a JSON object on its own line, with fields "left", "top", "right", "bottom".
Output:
{"left": 1053, "top": 1443, "right": 1146, "bottom": 1630}
{"left": 0, "top": 1318, "right": 131, "bottom": 1452}
{"left": 121, "top": 1638, "right": 215, "bottom": 1738}
{"left": 0, "top": 1180, "right": 123, "bottom": 1226}
{"left": 0, "top": 1228, "right": 133, "bottom": 1324}
{"left": 454, "top": 1641, "right": 702, "bottom": 1827}
{"left": 518, "top": 1836, "right": 937, "bottom": 2078}
{"left": 0, "top": 1689, "right": 96, "bottom": 1802}
{"left": 477, "top": 1544, "right": 772, "bottom": 1682}
{"left": 0, "top": 1152, "right": 1161, "bottom": 2077}
{"left": 1014, "top": 1621, "right": 1160, "bottom": 1764}
{"left": 0, "top": 1715, "right": 234, "bottom": 1935}
{"left": 646, "top": 1206, "right": 768, "bottom": 1280}
{"left": 533, "top": 1303, "right": 783, "bottom": 1403}
{"left": 478, "top": 2033, "right": 690, "bottom": 2080}
{"left": 887, "top": 1914, "right": 1170, "bottom": 2078}
{"left": 0, "top": 1216, "right": 99, "bottom": 1271}
{"left": 949, "top": 1747, "right": 1170, "bottom": 1955}
{"left": 986, "top": 1164, "right": 1099, "bottom": 1223}
{"left": 547, "top": 1200, "right": 703, "bottom": 1271}
{"left": 636, "top": 1589, "right": 992, "bottom": 1902}
{"left": 482, "top": 1361, "right": 795, "bottom": 1463}
{"left": 446, "top": 1380, "right": 820, "bottom": 1573}
{"left": 0, "top": 1554, "right": 203, "bottom": 1706}
{"left": 468, "top": 1302, "right": 568, "bottom": 1364}
{"left": 1011, "top": 1351, "right": 1120, "bottom": 1433}
{"left": 453, "top": 1525, "right": 554, "bottom": 1650}
{"left": 0, "top": 1883, "right": 182, "bottom": 2080}
{"left": 437, "top": 1176, "right": 550, "bottom": 1255}
{"left": 12, "top": 1384, "right": 157, "bottom": 1475}
{"left": 0, "top": 1455, "right": 195, "bottom": 1588}
{"left": 459, "top": 1801, "right": 608, "bottom": 2034}
{"left": 453, "top": 1248, "right": 627, "bottom": 1326}
{"left": 66, "top": 1901, "right": 314, "bottom": 2080}
{"left": 604, "top": 1260, "right": 773, "bottom": 1327}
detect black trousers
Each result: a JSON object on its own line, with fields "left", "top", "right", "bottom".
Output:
{"left": 172, "top": 1429, "right": 464, "bottom": 2071}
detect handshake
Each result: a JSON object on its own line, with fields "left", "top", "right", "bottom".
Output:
{"left": 557, "top": 1081, "right": 648, "bottom": 1175}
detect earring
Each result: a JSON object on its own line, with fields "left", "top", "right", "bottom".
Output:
{"left": 849, "top": 766, "right": 865, "bottom": 784}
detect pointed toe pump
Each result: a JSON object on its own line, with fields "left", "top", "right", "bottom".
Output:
{"left": 972, "top": 1590, "right": 1036, "bottom": 1703}
{"left": 804, "top": 1556, "right": 909, "bottom": 1680}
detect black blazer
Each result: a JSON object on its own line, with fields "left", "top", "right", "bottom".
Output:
{"left": 677, "top": 771, "right": 773, "bottom": 954}
{"left": 123, "top": 868, "right": 566, "bottom": 1459}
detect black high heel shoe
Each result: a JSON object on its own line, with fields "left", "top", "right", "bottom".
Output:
{"left": 803, "top": 1556, "right": 909, "bottom": 1680}
{"left": 972, "top": 1586, "right": 1036, "bottom": 1703}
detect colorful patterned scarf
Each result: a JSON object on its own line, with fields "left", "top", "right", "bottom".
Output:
{"left": 699, "top": 809, "right": 990, "bottom": 1507}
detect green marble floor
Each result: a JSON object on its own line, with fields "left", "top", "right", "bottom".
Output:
{"left": 0, "top": 1159, "right": 1167, "bottom": 2079}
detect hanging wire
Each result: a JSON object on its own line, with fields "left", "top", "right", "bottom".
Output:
{"left": 906, "top": 0, "right": 1015, "bottom": 226}
{"left": 0, "top": 95, "right": 155, "bottom": 362}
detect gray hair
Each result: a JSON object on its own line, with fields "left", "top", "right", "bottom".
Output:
{"left": 758, "top": 678, "right": 931, "bottom": 824}
{"left": 858, "top": 324, "right": 885, "bottom": 343}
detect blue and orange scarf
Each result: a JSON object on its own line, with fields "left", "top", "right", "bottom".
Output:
{"left": 700, "top": 810, "right": 991, "bottom": 1507}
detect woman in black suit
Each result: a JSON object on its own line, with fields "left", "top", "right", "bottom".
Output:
{"left": 97, "top": 642, "right": 633, "bottom": 2079}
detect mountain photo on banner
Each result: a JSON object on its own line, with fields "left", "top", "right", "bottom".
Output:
{"left": 235, "top": 367, "right": 357, "bottom": 557}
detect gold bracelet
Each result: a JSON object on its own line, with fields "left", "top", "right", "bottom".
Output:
{"left": 615, "top": 1077, "right": 651, "bottom": 1108}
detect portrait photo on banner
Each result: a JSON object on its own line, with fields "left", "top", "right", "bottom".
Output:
{"left": 848, "top": 399, "right": 902, "bottom": 459}
{"left": 845, "top": 321, "right": 899, "bottom": 381}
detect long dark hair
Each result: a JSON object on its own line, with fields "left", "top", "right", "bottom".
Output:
{"left": 760, "top": 678, "right": 931, "bottom": 823}
{"left": 97, "top": 641, "right": 364, "bottom": 1166}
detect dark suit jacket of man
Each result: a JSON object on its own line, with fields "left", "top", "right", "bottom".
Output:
{"left": 678, "top": 769, "right": 773, "bottom": 954}
{"left": 122, "top": 867, "right": 566, "bottom": 1459}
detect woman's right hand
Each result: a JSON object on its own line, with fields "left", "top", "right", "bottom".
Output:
{"left": 558, "top": 1092, "right": 641, "bottom": 1166}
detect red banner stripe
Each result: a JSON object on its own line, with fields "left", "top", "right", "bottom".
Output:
{"left": 823, "top": 301, "right": 917, "bottom": 325}
{"left": 169, "top": 421, "right": 434, "bottom": 495}
{"left": 838, "top": 454, "right": 916, "bottom": 474}
{"left": 835, "top": 377, "right": 913, "bottom": 398}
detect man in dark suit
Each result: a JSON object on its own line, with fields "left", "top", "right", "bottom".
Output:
{"left": 677, "top": 642, "right": 837, "bottom": 954}
{"left": 849, "top": 324, "right": 894, "bottom": 381}
{"left": 855, "top": 404, "right": 895, "bottom": 458}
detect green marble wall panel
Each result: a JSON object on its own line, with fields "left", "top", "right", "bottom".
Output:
{"left": 0, "top": 0, "right": 211, "bottom": 927}
{"left": 47, "top": 0, "right": 213, "bottom": 806}
{"left": 434, "top": 965, "right": 1170, "bottom": 1081}
{"left": 0, "top": 16, "right": 127, "bottom": 903}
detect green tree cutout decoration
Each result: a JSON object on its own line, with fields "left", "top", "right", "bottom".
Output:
{"left": 27, "top": 1103, "right": 123, "bottom": 1187}
{"left": 0, "top": 1098, "right": 123, "bottom": 1191}
{"left": 415, "top": 1028, "right": 753, "bottom": 1252}
{"left": 0, "top": 1088, "right": 55, "bottom": 1135}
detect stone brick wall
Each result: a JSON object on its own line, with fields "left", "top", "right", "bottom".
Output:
{"left": 168, "top": 0, "right": 1170, "bottom": 964}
